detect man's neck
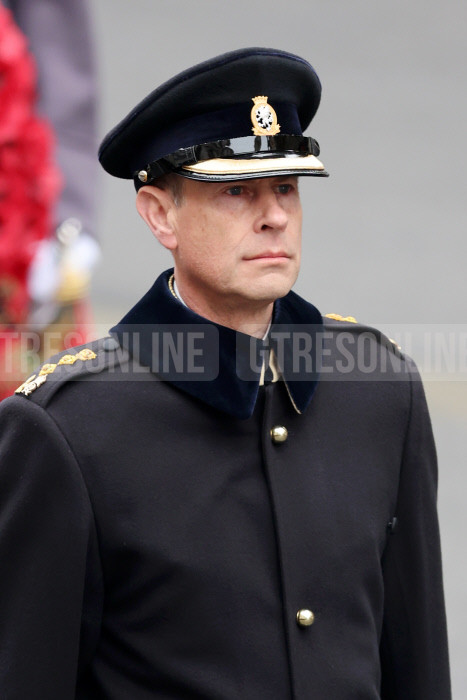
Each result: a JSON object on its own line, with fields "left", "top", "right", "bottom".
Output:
{"left": 172, "top": 276, "right": 273, "bottom": 340}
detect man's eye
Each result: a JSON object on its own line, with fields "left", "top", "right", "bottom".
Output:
{"left": 227, "top": 186, "right": 243, "bottom": 196}
{"left": 277, "top": 184, "right": 293, "bottom": 194}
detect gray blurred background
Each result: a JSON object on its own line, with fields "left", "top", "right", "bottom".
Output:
{"left": 89, "top": 1, "right": 466, "bottom": 694}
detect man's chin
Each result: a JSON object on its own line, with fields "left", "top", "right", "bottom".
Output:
{"left": 244, "top": 282, "right": 295, "bottom": 304}
{"left": 246, "top": 272, "right": 298, "bottom": 302}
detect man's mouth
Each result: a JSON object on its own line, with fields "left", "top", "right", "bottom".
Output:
{"left": 244, "top": 251, "right": 290, "bottom": 260}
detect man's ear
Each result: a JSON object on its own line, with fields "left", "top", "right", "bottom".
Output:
{"left": 136, "top": 186, "right": 178, "bottom": 251}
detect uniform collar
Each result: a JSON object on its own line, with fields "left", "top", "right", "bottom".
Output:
{"left": 110, "top": 269, "right": 323, "bottom": 419}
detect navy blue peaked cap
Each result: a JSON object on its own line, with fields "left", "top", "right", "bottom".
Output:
{"left": 99, "top": 47, "right": 328, "bottom": 185}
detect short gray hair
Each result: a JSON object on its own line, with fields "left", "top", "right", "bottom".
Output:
{"left": 154, "top": 173, "right": 184, "bottom": 206}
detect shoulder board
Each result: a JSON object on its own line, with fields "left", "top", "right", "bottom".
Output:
{"left": 14, "top": 336, "right": 126, "bottom": 408}
{"left": 323, "top": 313, "right": 403, "bottom": 355}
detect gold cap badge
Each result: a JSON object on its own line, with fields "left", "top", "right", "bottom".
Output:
{"left": 251, "top": 96, "right": 280, "bottom": 136}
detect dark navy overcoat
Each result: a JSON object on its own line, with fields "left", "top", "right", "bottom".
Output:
{"left": 0, "top": 270, "right": 450, "bottom": 698}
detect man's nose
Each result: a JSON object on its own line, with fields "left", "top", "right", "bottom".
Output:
{"left": 253, "top": 190, "right": 288, "bottom": 232}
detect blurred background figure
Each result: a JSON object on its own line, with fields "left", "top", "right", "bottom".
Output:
{"left": 0, "top": 0, "right": 99, "bottom": 399}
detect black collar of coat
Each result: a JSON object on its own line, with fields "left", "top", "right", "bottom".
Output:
{"left": 110, "top": 269, "right": 323, "bottom": 419}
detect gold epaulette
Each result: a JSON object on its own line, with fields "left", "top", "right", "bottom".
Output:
{"left": 324, "top": 313, "right": 358, "bottom": 323}
{"left": 15, "top": 348, "right": 98, "bottom": 396}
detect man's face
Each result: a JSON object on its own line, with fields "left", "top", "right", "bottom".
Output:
{"left": 169, "top": 175, "right": 302, "bottom": 311}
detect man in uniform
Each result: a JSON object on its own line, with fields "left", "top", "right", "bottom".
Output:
{"left": 0, "top": 48, "right": 450, "bottom": 698}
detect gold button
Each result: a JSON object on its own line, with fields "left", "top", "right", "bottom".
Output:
{"left": 270, "top": 426, "right": 288, "bottom": 444}
{"left": 296, "top": 609, "right": 315, "bottom": 627}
